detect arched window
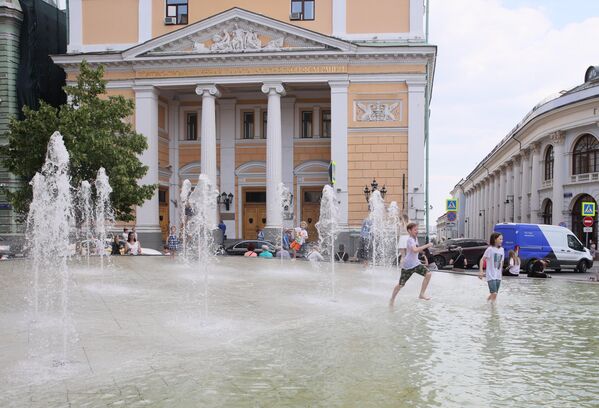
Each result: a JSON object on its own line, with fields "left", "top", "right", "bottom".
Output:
{"left": 573, "top": 134, "right": 599, "bottom": 175}
{"left": 544, "top": 145, "right": 554, "bottom": 180}
{"left": 571, "top": 194, "right": 597, "bottom": 245}
{"left": 542, "top": 199, "right": 552, "bottom": 225}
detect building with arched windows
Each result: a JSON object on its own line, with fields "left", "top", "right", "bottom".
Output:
{"left": 50, "top": 0, "right": 436, "bottom": 249}
{"left": 450, "top": 66, "right": 599, "bottom": 246}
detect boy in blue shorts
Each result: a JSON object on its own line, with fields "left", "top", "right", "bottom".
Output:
{"left": 479, "top": 232, "right": 504, "bottom": 302}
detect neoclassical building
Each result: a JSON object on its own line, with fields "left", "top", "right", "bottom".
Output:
{"left": 53, "top": 0, "right": 435, "bottom": 248}
{"left": 452, "top": 66, "right": 599, "bottom": 245}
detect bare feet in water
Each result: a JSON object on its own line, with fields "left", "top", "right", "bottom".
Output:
{"left": 418, "top": 294, "right": 431, "bottom": 301}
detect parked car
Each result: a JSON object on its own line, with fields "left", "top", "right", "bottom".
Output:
{"left": 430, "top": 238, "right": 488, "bottom": 269}
{"left": 0, "top": 236, "right": 25, "bottom": 258}
{"left": 224, "top": 240, "right": 276, "bottom": 256}
{"left": 494, "top": 223, "right": 593, "bottom": 273}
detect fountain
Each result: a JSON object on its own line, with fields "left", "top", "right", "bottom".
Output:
{"left": 180, "top": 179, "right": 192, "bottom": 259}
{"left": 316, "top": 185, "right": 340, "bottom": 300}
{"left": 367, "top": 190, "right": 387, "bottom": 268}
{"left": 186, "top": 174, "right": 219, "bottom": 324}
{"left": 387, "top": 201, "right": 404, "bottom": 272}
{"left": 25, "top": 132, "right": 74, "bottom": 363}
{"left": 277, "top": 182, "right": 292, "bottom": 262}
{"left": 77, "top": 180, "right": 93, "bottom": 266}
{"left": 94, "top": 167, "right": 113, "bottom": 271}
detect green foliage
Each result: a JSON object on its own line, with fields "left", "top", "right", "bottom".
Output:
{"left": 0, "top": 61, "right": 156, "bottom": 221}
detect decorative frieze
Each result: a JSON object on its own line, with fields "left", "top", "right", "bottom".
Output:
{"left": 353, "top": 100, "right": 402, "bottom": 122}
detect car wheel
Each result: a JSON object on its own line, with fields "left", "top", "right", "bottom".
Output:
{"left": 575, "top": 260, "right": 588, "bottom": 273}
{"left": 433, "top": 256, "right": 446, "bottom": 269}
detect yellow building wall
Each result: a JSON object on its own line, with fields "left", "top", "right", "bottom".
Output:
{"left": 346, "top": 0, "right": 409, "bottom": 34}
{"left": 348, "top": 133, "right": 408, "bottom": 225}
{"left": 293, "top": 143, "right": 330, "bottom": 167}
{"left": 82, "top": 0, "right": 139, "bottom": 44}
{"left": 152, "top": 0, "right": 333, "bottom": 38}
{"left": 235, "top": 144, "right": 266, "bottom": 166}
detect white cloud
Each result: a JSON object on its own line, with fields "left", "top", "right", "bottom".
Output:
{"left": 428, "top": 0, "right": 599, "bottom": 225}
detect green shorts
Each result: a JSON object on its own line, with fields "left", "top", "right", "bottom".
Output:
{"left": 399, "top": 264, "right": 429, "bottom": 286}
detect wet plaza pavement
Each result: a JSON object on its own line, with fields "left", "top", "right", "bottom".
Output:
{"left": 0, "top": 256, "right": 597, "bottom": 407}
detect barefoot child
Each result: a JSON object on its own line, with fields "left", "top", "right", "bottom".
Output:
{"left": 389, "top": 222, "right": 434, "bottom": 307}
{"left": 167, "top": 225, "right": 180, "bottom": 260}
{"left": 479, "top": 232, "right": 505, "bottom": 302}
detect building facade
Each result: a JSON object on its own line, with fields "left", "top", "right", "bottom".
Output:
{"left": 452, "top": 66, "right": 599, "bottom": 246}
{"left": 53, "top": 0, "right": 436, "bottom": 249}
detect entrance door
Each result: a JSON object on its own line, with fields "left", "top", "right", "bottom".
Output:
{"left": 301, "top": 187, "right": 323, "bottom": 243}
{"left": 243, "top": 188, "right": 267, "bottom": 240}
{"left": 159, "top": 188, "right": 169, "bottom": 242}
{"left": 571, "top": 194, "right": 597, "bottom": 247}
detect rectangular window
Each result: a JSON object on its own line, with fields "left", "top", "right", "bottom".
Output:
{"left": 262, "top": 111, "right": 268, "bottom": 139}
{"left": 321, "top": 110, "right": 331, "bottom": 138}
{"left": 301, "top": 111, "right": 313, "bottom": 138}
{"left": 303, "top": 191, "right": 322, "bottom": 203}
{"left": 243, "top": 112, "right": 255, "bottom": 139}
{"left": 186, "top": 112, "right": 197, "bottom": 140}
{"left": 159, "top": 190, "right": 167, "bottom": 204}
{"left": 290, "top": 0, "right": 315, "bottom": 21}
{"left": 166, "top": 0, "right": 188, "bottom": 25}
{"left": 246, "top": 191, "right": 266, "bottom": 203}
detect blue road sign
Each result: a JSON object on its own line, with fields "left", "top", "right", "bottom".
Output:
{"left": 447, "top": 212, "right": 457, "bottom": 222}
{"left": 582, "top": 202, "right": 596, "bottom": 217}
{"left": 446, "top": 199, "right": 458, "bottom": 212}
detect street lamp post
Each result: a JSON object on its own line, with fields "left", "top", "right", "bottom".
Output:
{"left": 363, "top": 179, "right": 387, "bottom": 203}
{"left": 217, "top": 191, "right": 234, "bottom": 211}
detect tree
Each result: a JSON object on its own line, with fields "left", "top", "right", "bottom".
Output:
{"left": 1, "top": 61, "right": 155, "bottom": 221}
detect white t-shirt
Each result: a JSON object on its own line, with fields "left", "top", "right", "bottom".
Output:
{"left": 509, "top": 257, "right": 520, "bottom": 275}
{"left": 127, "top": 241, "right": 140, "bottom": 256}
{"left": 403, "top": 236, "right": 421, "bottom": 269}
{"left": 483, "top": 246, "right": 504, "bottom": 281}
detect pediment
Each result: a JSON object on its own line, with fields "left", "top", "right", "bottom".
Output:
{"left": 123, "top": 8, "right": 354, "bottom": 60}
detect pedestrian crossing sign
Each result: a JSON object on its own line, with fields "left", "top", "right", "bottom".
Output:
{"left": 582, "top": 202, "right": 596, "bottom": 217}
{"left": 446, "top": 199, "right": 458, "bottom": 212}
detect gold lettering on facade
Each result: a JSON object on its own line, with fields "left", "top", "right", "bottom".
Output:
{"left": 136, "top": 65, "right": 347, "bottom": 78}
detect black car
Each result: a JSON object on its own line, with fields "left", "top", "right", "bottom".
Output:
{"left": 430, "top": 238, "right": 488, "bottom": 269}
{"left": 224, "top": 240, "right": 276, "bottom": 256}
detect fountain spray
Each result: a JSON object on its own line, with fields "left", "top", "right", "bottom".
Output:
{"left": 95, "top": 167, "right": 113, "bottom": 272}
{"left": 78, "top": 181, "right": 93, "bottom": 267}
{"left": 180, "top": 179, "right": 192, "bottom": 260}
{"left": 316, "top": 185, "right": 340, "bottom": 301}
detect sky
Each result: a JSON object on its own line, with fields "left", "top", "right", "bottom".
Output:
{"left": 427, "top": 0, "right": 599, "bottom": 226}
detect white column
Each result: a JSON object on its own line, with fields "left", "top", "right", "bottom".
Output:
{"left": 332, "top": 0, "right": 347, "bottom": 37}
{"left": 530, "top": 143, "right": 541, "bottom": 224}
{"left": 409, "top": 0, "right": 425, "bottom": 41}
{"left": 506, "top": 161, "right": 514, "bottom": 222}
{"left": 168, "top": 99, "right": 180, "bottom": 228}
{"left": 68, "top": 0, "right": 82, "bottom": 52}
{"left": 330, "top": 80, "right": 349, "bottom": 226}
{"left": 134, "top": 86, "right": 161, "bottom": 247}
{"left": 551, "top": 132, "right": 566, "bottom": 226}
{"left": 407, "top": 80, "right": 427, "bottom": 226}
{"left": 521, "top": 150, "right": 531, "bottom": 223}
{"left": 481, "top": 180, "right": 487, "bottom": 238}
{"left": 498, "top": 166, "right": 506, "bottom": 223}
{"left": 488, "top": 175, "right": 495, "bottom": 228}
{"left": 282, "top": 97, "right": 296, "bottom": 229}
{"left": 219, "top": 98, "right": 237, "bottom": 237}
{"left": 196, "top": 85, "right": 221, "bottom": 227}
{"left": 476, "top": 185, "right": 481, "bottom": 238}
{"left": 138, "top": 0, "right": 152, "bottom": 43}
{"left": 494, "top": 172, "right": 500, "bottom": 226}
{"left": 262, "top": 82, "right": 286, "bottom": 230}
{"left": 513, "top": 155, "right": 521, "bottom": 222}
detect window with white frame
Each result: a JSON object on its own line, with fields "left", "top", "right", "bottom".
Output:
{"left": 166, "top": 0, "right": 188, "bottom": 25}
{"left": 243, "top": 111, "right": 255, "bottom": 139}
{"left": 321, "top": 110, "right": 331, "bottom": 138}
{"left": 186, "top": 112, "right": 197, "bottom": 140}
{"left": 262, "top": 111, "right": 268, "bottom": 139}
{"left": 290, "top": 0, "right": 315, "bottom": 20}
{"left": 301, "top": 111, "right": 313, "bottom": 138}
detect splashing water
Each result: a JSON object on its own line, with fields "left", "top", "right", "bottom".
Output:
{"left": 95, "top": 167, "right": 113, "bottom": 272}
{"left": 277, "top": 182, "right": 292, "bottom": 263}
{"left": 316, "top": 185, "right": 340, "bottom": 300}
{"left": 26, "top": 132, "right": 74, "bottom": 363}
{"left": 368, "top": 190, "right": 387, "bottom": 268}
{"left": 180, "top": 179, "right": 192, "bottom": 260}
{"left": 187, "top": 174, "right": 219, "bottom": 324}
{"left": 77, "top": 181, "right": 93, "bottom": 267}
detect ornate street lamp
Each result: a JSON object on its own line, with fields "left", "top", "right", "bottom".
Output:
{"left": 363, "top": 178, "right": 387, "bottom": 202}
{"left": 217, "top": 191, "right": 234, "bottom": 211}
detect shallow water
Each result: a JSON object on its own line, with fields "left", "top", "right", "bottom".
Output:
{"left": 0, "top": 257, "right": 597, "bottom": 407}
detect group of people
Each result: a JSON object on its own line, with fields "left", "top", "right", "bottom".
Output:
{"left": 110, "top": 227, "right": 142, "bottom": 256}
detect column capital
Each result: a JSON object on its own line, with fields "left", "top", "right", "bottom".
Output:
{"left": 406, "top": 80, "right": 427, "bottom": 91}
{"left": 550, "top": 130, "right": 566, "bottom": 145}
{"left": 195, "top": 84, "right": 221, "bottom": 98}
{"left": 529, "top": 141, "right": 542, "bottom": 153}
{"left": 261, "top": 82, "right": 286, "bottom": 96}
{"left": 512, "top": 153, "right": 521, "bottom": 163}
{"left": 328, "top": 80, "right": 349, "bottom": 91}
{"left": 133, "top": 85, "right": 158, "bottom": 98}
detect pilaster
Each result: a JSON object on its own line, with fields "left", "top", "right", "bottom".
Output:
{"left": 329, "top": 79, "right": 349, "bottom": 227}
